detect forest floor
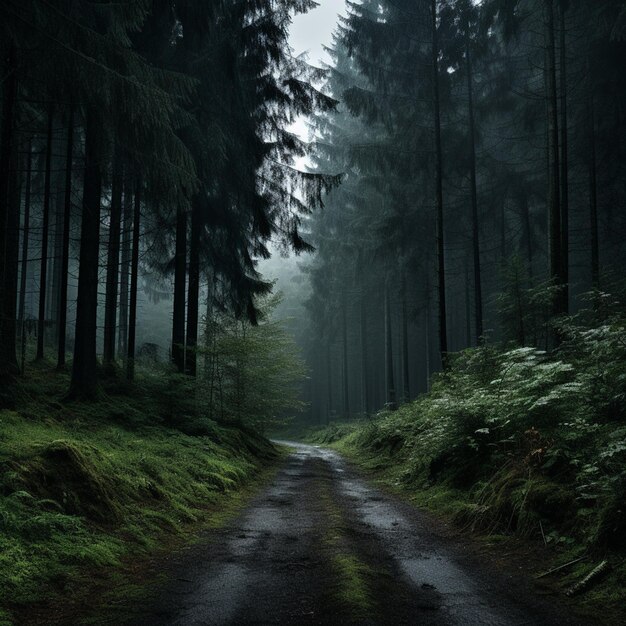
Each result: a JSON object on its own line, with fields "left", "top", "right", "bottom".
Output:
{"left": 0, "top": 365, "right": 280, "bottom": 626}
{"left": 98, "top": 442, "right": 596, "bottom": 626}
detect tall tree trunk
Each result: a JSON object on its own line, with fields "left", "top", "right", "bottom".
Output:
{"left": 57, "top": 108, "right": 74, "bottom": 369}
{"left": 126, "top": 179, "right": 141, "bottom": 381}
{"left": 103, "top": 150, "right": 123, "bottom": 367}
{"left": 185, "top": 203, "right": 200, "bottom": 377}
{"left": 360, "top": 287, "right": 368, "bottom": 416}
{"left": 204, "top": 274, "right": 214, "bottom": 378}
{"left": 465, "top": 21, "right": 483, "bottom": 344}
{"left": 118, "top": 183, "right": 132, "bottom": 358}
{"left": 464, "top": 260, "right": 471, "bottom": 347}
{"left": 19, "top": 140, "right": 33, "bottom": 373}
{"left": 172, "top": 206, "right": 187, "bottom": 372}
{"left": 3, "top": 121, "right": 21, "bottom": 381}
{"left": 425, "top": 270, "right": 431, "bottom": 391}
{"left": 0, "top": 43, "right": 19, "bottom": 378}
{"left": 70, "top": 114, "right": 102, "bottom": 398}
{"left": 36, "top": 107, "right": 54, "bottom": 360}
{"left": 546, "top": 0, "right": 563, "bottom": 321}
{"left": 588, "top": 95, "right": 599, "bottom": 290}
{"left": 401, "top": 271, "right": 410, "bottom": 402}
{"left": 559, "top": 2, "right": 569, "bottom": 314}
{"left": 326, "top": 336, "right": 332, "bottom": 424}
{"left": 384, "top": 276, "right": 397, "bottom": 410}
{"left": 431, "top": 0, "right": 448, "bottom": 367}
{"left": 342, "top": 293, "right": 349, "bottom": 418}
{"left": 520, "top": 190, "right": 534, "bottom": 283}
{"left": 50, "top": 174, "right": 64, "bottom": 348}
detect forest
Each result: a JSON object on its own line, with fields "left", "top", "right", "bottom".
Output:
{"left": 1, "top": 0, "right": 625, "bottom": 625}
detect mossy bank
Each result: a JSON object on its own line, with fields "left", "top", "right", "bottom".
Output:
{"left": 0, "top": 366, "right": 278, "bottom": 626}
{"left": 305, "top": 313, "right": 626, "bottom": 623}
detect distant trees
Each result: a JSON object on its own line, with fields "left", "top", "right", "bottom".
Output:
{"left": 302, "top": 0, "right": 626, "bottom": 422}
{"left": 0, "top": 1, "right": 335, "bottom": 402}
{"left": 202, "top": 294, "right": 306, "bottom": 430}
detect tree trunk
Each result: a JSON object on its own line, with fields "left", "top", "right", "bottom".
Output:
{"left": 19, "top": 141, "right": 33, "bottom": 373}
{"left": 57, "top": 108, "right": 74, "bottom": 369}
{"left": 520, "top": 189, "right": 534, "bottom": 283}
{"left": 126, "top": 179, "right": 141, "bottom": 381}
{"left": 425, "top": 272, "right": 432, "bottom": 392}
{"left": 360, "top": 287, "right": 368, "bottom": 416}
{"left": 185, "top": 202, "right": 200, "bottom": 376}
{"left": 401, "top": 271, "right": 410, "bottom": 402}
{"left": 464, "top": 260, "right": 471, "bottom": 347}
{"left": 431, "top": 0, "right": 448, "bottom": 367}
{"left": 50, "top": 173, "right": 64, "bottom": 348}
{"left": 546, "top": 0, "right": 563, "bottom": 321}
{"left": 118, "top": 182, "right": 132, "bottom": 358}
{"left": 326, "top": 336, "right": 332, "bottom": 424}
{"left": 559, "top": 3, "right": 569, "bottom": 314}
{"left": 465, "top": 21, "right": 483, "bottom": 344}
{"left": 36, "top": 107, "right": 54, "bottom": 360}
{"left": 0, "top": 43, "right": 19, "bottom": 378}
{"left": 103, "top": 150, "right": 123, "bottom": 367}
{"left": 70, "top": 114, "right": 102, "bottom": 398}
{"left": 341, "top": 293, "right": 350, "bottom": 418}
{"left": 385, "top": 276, "right": 396, "bottom": 410}
{"left": 588, "top": 96, "right": 599, "bottom": 290}
{"left": 172, "top": 206, "right": 187, "bottom": 372}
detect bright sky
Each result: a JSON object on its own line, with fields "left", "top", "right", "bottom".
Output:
{"left": 289, "top": 1, "right": 347, "bottom": 66}
{"left": 288, "top": 1, "right": 347, "bottom": 140}
{"left": 262, "top": 3, "right": 347, "bottom": 273}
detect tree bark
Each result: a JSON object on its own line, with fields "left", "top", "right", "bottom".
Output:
{"left": 559, "top": 2, "right": 569, "bottom": 314}
{"left": 185, "top": 202, "right": 200, "bottom": 376}
{"left": 0, "top": 43, "right": 19, "bottom": 377}
{"left": 36, "top": 107, "right": 54, "bottom": 360}
{"left": 465, "top": 19, "right": 483, "bottom": 344}
{"left": 588, "top": 96, "right": 599, "bottom": 290}
{"left": 172, "top": 205, "right": 187, "bottom": 372}
{"left": 464, "top": 260, "right": 471, "bottom": 347}
{"left": 57, "top": 108, "right": 74, "bottom": 369}
{"left": 546, "top": 0, "right": 563, "bottom": 321}
{"left": 401, "top": 271, "right": 410, "bottom": 402}
{"left": 126, "top": 179, "right": 141, "bottom": 381}
{"left": 520, "top": 189, "right": 534, "bottom": 283}
{"left": 118, "top": 183, "right": 132, "bottom": 358}
{"left": 70, "top": 114, "right": 102, "bottom": 398}
{"left": 425, "top": 271, "right": 432, "bottom": 392}
{"left": 360, "top": 286, "right": 368, "bottom": 416}
{"left": 342, "top": 292, "right": 349, "bottom": 418}
{"left": 431, "top": 0, "right": 448, "bottom": 367}
{"left": 326, "top": 336, "right": 332, "bottom": 424}
{"left": 385, "top": 276, "right": 396, "bottom": 410}
{"left": 19, "top": 140, "right": 33, "bottom": 373}
{"left": 103, "top": 150, "right": 123, "bottom": 367}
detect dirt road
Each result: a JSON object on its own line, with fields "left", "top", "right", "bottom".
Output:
{"left": 125, "top": 442, "right": 589, "bottom": 625}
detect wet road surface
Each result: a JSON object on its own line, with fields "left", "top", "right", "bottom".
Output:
{"left": 126, "top": 442, "right": 588, "bottom": 625}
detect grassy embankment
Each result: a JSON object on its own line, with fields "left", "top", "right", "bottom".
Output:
{"left": 307, "top": 312, "right": 626, "bottom": 621}
{"left": 0, "top": 364, "right": 278, "bottom": 626}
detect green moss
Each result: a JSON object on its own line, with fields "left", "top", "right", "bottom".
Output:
{"left": 331, "top": 554, "right": 374, "bottom": 613}
{"left": 316, "top": 471, "right": 375, "bottom": 618}
{"left": 0, "top": 366, "right": 278, "bottom": 625}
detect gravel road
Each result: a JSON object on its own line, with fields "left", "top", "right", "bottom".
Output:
{"left": 125, "top": 442, "right": 590, "bottom": 626}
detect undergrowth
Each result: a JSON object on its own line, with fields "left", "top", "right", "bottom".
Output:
{"left": 0, "top": 365, "right": 276, "bottom": 625}
{"left": 308, "top": 300, "right": 626, "bottom": 619}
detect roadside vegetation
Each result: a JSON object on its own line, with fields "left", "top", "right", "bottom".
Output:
{"left": 307, "top": 300, "right": 626, "bottom": 619}
{"left": 0, "top": 366, "right": 279, "bottom": 626}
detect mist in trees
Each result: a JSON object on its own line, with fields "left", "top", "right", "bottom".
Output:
{"left": 0, "top": 0, "right": 337, "bottom": 413}
{"left": 294, "top": 0, "right": 626, "bottom": 426}
{"left": 1, "top": 0, "right": 625, "bottom": 431}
